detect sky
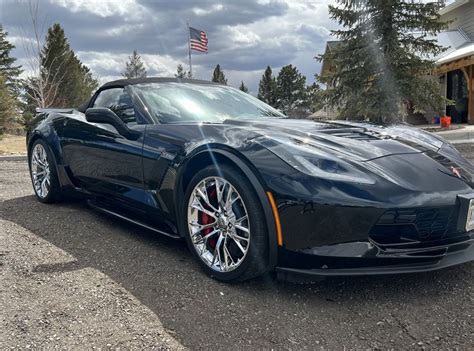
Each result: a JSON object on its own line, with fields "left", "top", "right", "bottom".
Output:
{"left": 0, "top": 0, "right": 339, "bottom": 94}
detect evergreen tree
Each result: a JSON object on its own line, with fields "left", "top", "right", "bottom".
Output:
{"left": 0, "top": 74, "right": 17, "bottom": 135}
{"left": 122, "top": 50, "right": 147, "bottom": 79}
{"left": 40, "top": 23, "right": 72, "bottom": 107}
{"left": 276, "top": 64, "right": 307, "bottom": 115}
{"left": 21, "top": 81, "right": 37, "bottom": 128}
{"left": 317, "top": 0, "right": 448, "bottom": 123}
{"left": 0, "top": 25, "right": 22, "bottom": 99}
{"left": 40, "top": 23, "right": 98, "bottom": 107}
{"left": 257, "top": 66, "right": 277, "bottom": 107}
{"left": 211, "top": 64, "right": 227, "bottom": 84}
{"left": 76, "top": 64, "right": 99, "bottom": 105}
{"left": 307, "top": 82, "right": 324, "bottom": 113}
{"left": 239, "top": 81, "right": 249, "bottom": 93}
{"left": 175, "top": 64, "right": 191, "bottom": 78}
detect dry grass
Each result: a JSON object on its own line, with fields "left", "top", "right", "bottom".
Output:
{"left": 0, "top": 134, "right": 27, "bottom": 155}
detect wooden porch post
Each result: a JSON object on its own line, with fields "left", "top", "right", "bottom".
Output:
{"left": 469, "top": 64, "right": 474, "bottom": 124}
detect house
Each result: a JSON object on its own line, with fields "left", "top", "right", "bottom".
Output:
{"left": 319, "top": 0, "right": 474, "bottom": 124}
{"left": 435, "top": 0, "right": 474, "bottom": 124}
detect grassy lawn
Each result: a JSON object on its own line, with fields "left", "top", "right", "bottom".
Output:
{"left": 0, "top": 134, "right": 27, "bottom": 155}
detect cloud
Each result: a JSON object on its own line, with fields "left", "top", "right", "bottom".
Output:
{"left": 0, "top": 0, "right": 336, "bottom": 92}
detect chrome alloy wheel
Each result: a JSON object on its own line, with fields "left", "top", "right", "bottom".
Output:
{"left": 31, "top": 143, "right": 51, "bottom": 199}
{"left": 187, "top": 177, "right": 251, "bottom": 272}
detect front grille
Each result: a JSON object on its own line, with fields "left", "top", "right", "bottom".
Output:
{"left": 370, "top": 206, "right": 462, "bottom": 247}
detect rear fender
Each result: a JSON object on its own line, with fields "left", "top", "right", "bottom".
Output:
{"left": 27, "top": 115, "right": 77, "bottom": 191}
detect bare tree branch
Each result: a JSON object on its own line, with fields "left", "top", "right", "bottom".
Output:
{"left": 20, "top": 0, "right": 66, "bottom": 109}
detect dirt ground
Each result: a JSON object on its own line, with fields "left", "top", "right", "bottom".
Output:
{"left": 0, "top": 134, "right": 26, "bottom": 155}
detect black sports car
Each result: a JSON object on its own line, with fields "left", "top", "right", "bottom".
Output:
{"left": 27, "top": 77, "right": 474, "bottom": 282}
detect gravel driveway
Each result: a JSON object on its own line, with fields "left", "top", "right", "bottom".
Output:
{"left": 1, "top": 145, "right": 473, "bottom": 349}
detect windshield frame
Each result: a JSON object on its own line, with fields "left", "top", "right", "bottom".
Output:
{"left": 130, "top": 82, "right": 286, "bottom": 125}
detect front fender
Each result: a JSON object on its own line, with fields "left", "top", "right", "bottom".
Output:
{"left": 175, "top": 144, "right": 284, "bottom": 270}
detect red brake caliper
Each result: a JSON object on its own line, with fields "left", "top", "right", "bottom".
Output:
{"left": 199, "top": 188, "right": 217, "bottom": 249}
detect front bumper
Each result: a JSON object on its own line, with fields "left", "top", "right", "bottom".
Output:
{"left": 276, "top": 233, "right": 474, "bottom": 281}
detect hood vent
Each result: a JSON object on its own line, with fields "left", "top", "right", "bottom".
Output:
{"left": 424, "top": 150, "right": 473, "bottom": 184}
{"left": 321, "top": 127, "right": 381, "bottom": 141}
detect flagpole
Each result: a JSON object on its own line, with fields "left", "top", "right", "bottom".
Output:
{"left": 187, "top": 20, "right": 192, "bottom": 78}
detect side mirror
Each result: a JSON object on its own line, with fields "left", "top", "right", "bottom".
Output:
{"left": 85, "top": 107, "right": 140, "bottom": 140}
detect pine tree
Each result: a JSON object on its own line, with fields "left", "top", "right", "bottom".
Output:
{"left": 317, "top": 0, "right": 448, "bottom": 123}
{"left": 276, "top": 64, "right": 307, "bottom": 115}
{"left": 0, "top": 74, "right": 17, "bottom": 135}
{"left": 211, "top": 64, "right": 227, "bottom": 85}
{"left": 40, "top": 23, "right": 72, "bottom": 106}
{"left": 123, "top": 50, "right": 147, "bottom": 79}
{"left": 76, "top": 64, "right": 99, "bottom": 105}
{"left": 0, "top": 25, "right": 22, "bottom": 99}
{"left": 175, "top": 64, "right": 191, "bottom": 79}
{"left": 307, "top": 82, "right": 324, "bottom": 113}
{"left": 39, "top": 23, "right": 98, "bottom": 107}
{"left": 239, "top": 81, "right": 249, "bottom": 93}
{"left": 257, "top": 66, "right": 277, "bottom": 107}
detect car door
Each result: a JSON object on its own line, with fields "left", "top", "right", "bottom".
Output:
{"left": 61, "top": 87, "right": 147, "bottom": 210}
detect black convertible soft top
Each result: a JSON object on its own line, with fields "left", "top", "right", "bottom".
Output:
{"left": 100, "top": 77, "right": 218, "bottom": 89}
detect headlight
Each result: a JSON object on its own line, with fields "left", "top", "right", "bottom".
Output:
{"left": 253, "top": 135, "right": 375, "bottom": 185}
{"left": 293, "top": 155, "right": 375, "bottom": 184}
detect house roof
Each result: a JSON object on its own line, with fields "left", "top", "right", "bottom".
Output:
{"left": 436, "top": 41, "right": 474, "bottom": 65}
{"left": 439, "top": 0, "right": 470, "bottom": 16}
{"left": 319, "top": 41, "right": 341, "bottom": 77}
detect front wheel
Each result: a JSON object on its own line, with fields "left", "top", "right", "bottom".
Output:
{"left": 184, "top": 164, "right": 269, "bottom": 282}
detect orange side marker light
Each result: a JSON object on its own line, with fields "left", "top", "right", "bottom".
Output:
{"left": 266, "top": 191, "right": 283, "bottom": 246}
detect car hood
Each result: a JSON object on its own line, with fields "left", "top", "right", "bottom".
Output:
{"left": 223, "top": 118, "right": 443, "bottom": 162}
{"left": 220, "top": 118, "right": 474, "bottom": 191}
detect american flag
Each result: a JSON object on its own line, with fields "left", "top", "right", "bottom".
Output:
{"left": 189, "top": 27, "right": 208, "bottom": 53}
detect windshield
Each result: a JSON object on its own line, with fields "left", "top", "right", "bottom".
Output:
{"left": 132, "top": 82, "right": 285, "bottom": 124}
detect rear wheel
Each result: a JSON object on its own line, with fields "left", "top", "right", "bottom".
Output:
{"left": 29, "top": 139, "right": 62, "bottom": 203}
{"left": 184, "top": 164, "right": 268, "bottom": 282}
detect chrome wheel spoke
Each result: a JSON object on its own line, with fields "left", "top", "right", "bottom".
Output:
{"left": 230, "top": 231, "right": 249, "bottom": 242}
{"left": 222, "top": 237, "right": 230, "bottom": 269}
{"left": 195, "top": 185, "right": 218, "bottom": 212}
{"left": 191, "top": 200, "right": 217, "bottom": 219}
{"left": 224, "top": 244, "right": 235, "bottom": 266}
{"left": 230, "top": 235, "right": 247, "bottom": 255}
{"left": 235, "top": 215, "right": 249, "bottom": 234}
{"left": 235, "top": 224, "right": 249, "bottom": 233}
{"left": 192, "top": 228, "right": 219, "bottom": 245}
{"left": 214, "top": 177, "right": 224, "bottom": 207}
{"left": 190, "top": 220, "right": 216, "bottom": 233}
{"left": 215, "top": 234, "right": 224, "bottom": 269}
{"left": 224, "top": 185, "right": 233, "bottom": 211}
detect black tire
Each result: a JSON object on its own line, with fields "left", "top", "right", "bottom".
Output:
{"left": 183, "top": 164, "right": 269, "bottom": 282}
{"left": 28, "top": 139, "right": 62, "bottom": 203}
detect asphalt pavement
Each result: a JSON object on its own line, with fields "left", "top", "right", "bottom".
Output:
{"left": 1, "top": 145, "right": 473, "bottom": 349}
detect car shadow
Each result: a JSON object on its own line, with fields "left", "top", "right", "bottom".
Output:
{"left": 2, "top": 195, "right": 472, "bottom": 348}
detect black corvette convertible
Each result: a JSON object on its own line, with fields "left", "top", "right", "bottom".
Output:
{"left": 27, "top": 77, "right": 474, "bottom": 282}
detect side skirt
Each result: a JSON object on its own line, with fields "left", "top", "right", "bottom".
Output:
{"left": 87, "top": 200, "right": 181, "bottom": 240}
